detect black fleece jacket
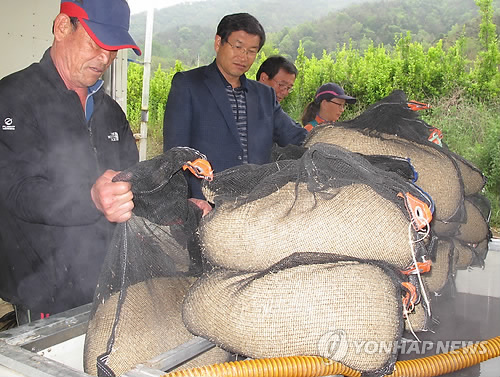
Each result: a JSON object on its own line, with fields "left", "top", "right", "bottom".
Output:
{"left": 0, "top": 49, "right": 138, "bottom": 314}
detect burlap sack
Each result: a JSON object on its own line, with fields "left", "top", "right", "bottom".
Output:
{"left": 473, "top": 239, "right": 489, "bottom": 262}
{"left": 183, "top": 260, "right": 402, "bottom": 375}
{"left": 430, "top": 219, "right": 460, "bottom": 237}
{"left": 422, "top": 238, "right": 454, "bottom": 294}
{"left": 452, "top": 240, "right": 475, "bottom": 270}
{"left": 404, "top": 298, "right": 432, "bottom": 333}
{"left": 455, "top": 197, "right": 490, "bottom": 244}
{"left": 200, "top": 182, "right": 420, "bottom": 272}
{"left": 84, "top": 277, "right": 230, "bottom": 376}
{"left": 304, "top": 126, "right": 464, "bottom": 223}
{"left": 450, "top": 153, "right": 486, "bottom": 196}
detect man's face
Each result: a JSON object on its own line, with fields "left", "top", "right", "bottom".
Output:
{"left": 215, "top": 30, "right": 261, "bottom": 87}
{"left": 56, "top": 18, "right": 117, "bottom": 90}
{"left": 259, "top": 68, "right": 296, "bottom": 102}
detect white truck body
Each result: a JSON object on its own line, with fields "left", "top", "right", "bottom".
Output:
{"left": 1, "top": 0, "right": 129, "bottom": 112}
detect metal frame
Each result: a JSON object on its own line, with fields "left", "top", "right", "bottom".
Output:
{"left": 0, "top": 304, "right": 216, "bottom": 377}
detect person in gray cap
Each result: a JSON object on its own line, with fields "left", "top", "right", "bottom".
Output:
{"left": 0, "top": 0, "right": 141, "bottom": 324}
{"left": 301, "top": 82, "right": 356, "bottom": 132}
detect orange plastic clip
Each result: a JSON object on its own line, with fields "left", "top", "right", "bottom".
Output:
{"left": 401, "top": 259, "right": 432, "bottom": 275}
{"left": 183, "top": 159, "right": 214, "bottom": 181}
{"left": 397, "top": 192, "right": 433, "bottom": 231}
{"left": 407, "top": 100, "right": 431, "bottom": 111}
{"left": 402, "top": 282, "right": 418, "bottom": 312}
{"left": 427, "top": 127, "right": 443, "bottom": 146}
{"left": 402, "top": 282, "right": 417, "bottom": 312}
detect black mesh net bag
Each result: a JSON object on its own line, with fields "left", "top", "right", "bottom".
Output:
{"left": 199, "top": 142, "right": 435, "bottom": 273}
{"left": 455, "top": 194, "right": 491, "bottom": 245}
{"left": 183, "top": 252, "right": 413, "bottom": 377}
{"left": 272, "top": 143, "right": 418, "bottom": 181}
{"left": 422, "top": 237, "right": 456, "bottom": 295}
{"left": 450, "top": 193, "right": 491, "bottom": 270}
{"left": 83, "top": 147, "right": 231, "bottom": 377}
{"left": 303, "top": 90, "right": 487, "bottom": 224}
{"left": 452, "top": 238, "right": 484, "bottom": 270}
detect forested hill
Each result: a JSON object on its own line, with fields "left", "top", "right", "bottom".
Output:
{"left": 129, "top": 0, "right": 373, "bottom": 38}
{"left": 129, "top": 0, "right": 500, "bottom": 69}
{"left": 272, "top": 0, "right": 500, "bottom": 60}
{"left": 129, "top": 0, "right": 381, "bottom": 67}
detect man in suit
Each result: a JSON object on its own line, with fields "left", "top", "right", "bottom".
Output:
{"left": 162, "top": 13, "right": 307, "bottom": 213}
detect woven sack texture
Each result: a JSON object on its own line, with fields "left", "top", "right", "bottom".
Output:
{"left": 305, "top": 126, "right": 462, "bottom": 223}
{"left": 450, "top": 153, "right": 485, "bottom": 196}
{"left": 423, "top": 238, "right": 455, "bottom": 294}
{"left": 455, "top": 197, "right": 490, "bottom": 244}
{"left": 84, "top": 277, "right": 230, "bottom": 376}
{"left": 453, "top": 240, "right": 475, "bottom": 270}
{"left": 430, "top": 218, "right": 460, "bottom": 237}
{"left": 200, "top": 143, "right": 432, "bottom": 273}
{"left": 202, "top": 182, "right": 417, "bottom": 271}
{"left": 183, "top": 258, "right": 403, "bottom": 375}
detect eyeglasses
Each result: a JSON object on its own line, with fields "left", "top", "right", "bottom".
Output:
{"left": 272, "top": 78, "right": 294, "bottom": 93}
{"left": 225, "top": 40, "right": 259, "bottom": 58}
{"left": 327, "top": 100, "right": 346, "bottom": 109}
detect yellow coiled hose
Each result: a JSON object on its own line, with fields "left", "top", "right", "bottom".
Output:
{"left": 163, "top": 335, "right": 500, "bottom": 377}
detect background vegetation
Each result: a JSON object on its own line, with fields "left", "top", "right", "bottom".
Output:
{"left": 126, "top": 0, "right": 500, "bottom": 227}
{"left": 129, "top": 0, "right": 371, "bottom": 68}
{"left": 128, "top": 0, "right": 500, "bottom": 70}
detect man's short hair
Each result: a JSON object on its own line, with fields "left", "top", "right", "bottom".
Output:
{"left": 216, "top": 13, "right": 266, "bottom": 51}
{"left": 256, "top": 56, "right": 298, "bottom": 81}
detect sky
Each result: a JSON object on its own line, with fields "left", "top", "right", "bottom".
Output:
{"left": 127, "top": 0, "right": 205, "bottom": 15}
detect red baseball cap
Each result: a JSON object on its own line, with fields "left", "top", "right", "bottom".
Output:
{"left": 60, "top": 0, "right": 141, "bottom": 56}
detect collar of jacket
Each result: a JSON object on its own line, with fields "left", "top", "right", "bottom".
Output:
{"left": 211, "top": 59, "right": 249, "bottom": 92}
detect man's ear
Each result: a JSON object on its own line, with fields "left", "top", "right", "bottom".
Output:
{"left": 53, "top": 13, "right": 73, "bottom": 41}
{"left": 260, "top": 72, "right": 270, "bottom": 83}
{"left": 214, "top": 35, "right": 222, "bottom": 53}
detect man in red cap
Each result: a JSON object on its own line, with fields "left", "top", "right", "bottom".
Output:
{"left": 0, "top": 0, "right": 141, "bottom": 324}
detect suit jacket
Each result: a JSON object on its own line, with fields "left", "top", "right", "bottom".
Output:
{"left": 163, "top": 61, "right": 307, "bottom": 199}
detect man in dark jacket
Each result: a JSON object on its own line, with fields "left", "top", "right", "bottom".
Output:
{"left": 163, "top": 13, "right": 307, "bottom": 212}
{"left": 256, "top": 55, "right": 298, "bottom": 103}
{"left": 0, "top": 0, "right": 141, "bottom": 324}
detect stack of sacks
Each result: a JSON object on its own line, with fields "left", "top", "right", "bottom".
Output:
{"left": 304, "top": 90, "right": 490, "bottom": 291}
{"left": 304, "top": 91, "right": 464, "bottom": 227}
{"left": 199, "top": 143, "right": 433, "bottom": 272}
{"left": 184, "top": 255, "right": 405, "bottom": 375}
{"left": 182, "top": 142, "right": 434, "bottom": 377}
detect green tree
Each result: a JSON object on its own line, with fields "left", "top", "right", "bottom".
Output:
{"left": 126, "top": 62, "right": 143, "bottom": 130}
{"left": 469, "top": 0, "right": 500, "bottom": 98}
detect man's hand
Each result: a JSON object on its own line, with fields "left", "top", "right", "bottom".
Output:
{"left": 91, "top": 170, "right": 134, "bottom": 223}
{"left": 188, "top": 198, "right": 213, "bottom": 217}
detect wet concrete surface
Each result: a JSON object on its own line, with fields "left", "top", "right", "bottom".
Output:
{"left": 398, "top": 238, "right": 500, "bottom": 376}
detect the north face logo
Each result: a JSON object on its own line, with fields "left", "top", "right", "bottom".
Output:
{"left": 107, "top": 132, "right": 119, "bottom": 142}
{"left": 2, "top": 117, "right": 15, "bottom": 131}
